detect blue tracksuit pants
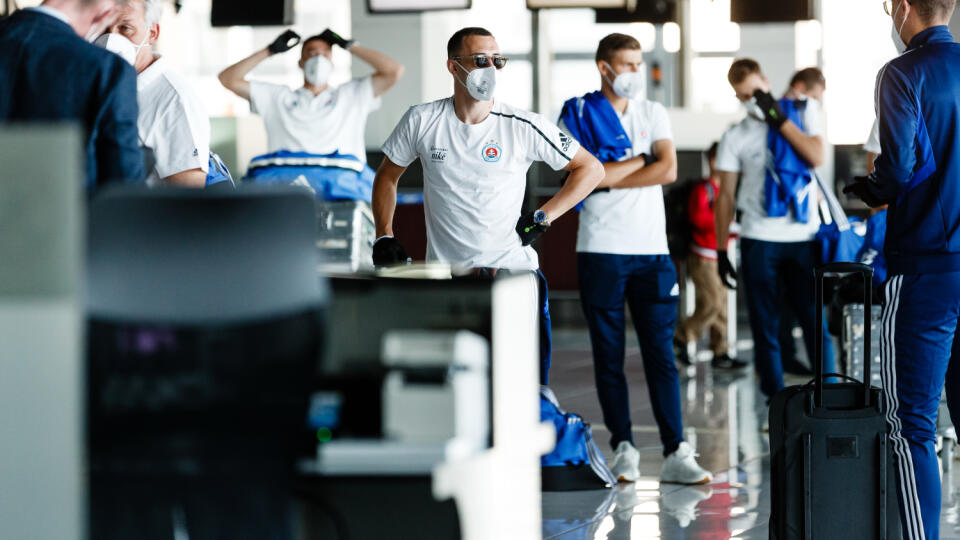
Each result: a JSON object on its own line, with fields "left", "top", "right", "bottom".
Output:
{"left": 740, "top": 239, "right": 835, "bottom": 397}
{"left": 577, "top": 253, "right": 684, "bottom": 456}
{"left": 884, "top": 273, "right": 960, "bottom": 540}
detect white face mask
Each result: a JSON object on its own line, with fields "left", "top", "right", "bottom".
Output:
{"left": 454, "top": 62, "right": 496, "bottom": 102}
{"left": 602, "top": 61, "right": 645, "bottom": 100}
{"left": 94, "top": 33, "right": 148, "bottom": 66}
{"left": 744, "top": 97, "right": 765, "bottom": 121}
{"left": 891, "top": 1, "right": 908, "bottom": 54}
{"left": 304, "top": 55, "right": 333, "bottom": 86}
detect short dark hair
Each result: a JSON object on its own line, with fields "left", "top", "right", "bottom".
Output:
{"left": 706, "top": 142, "right": 719, "bottom": 162}
{"left": 728, "top": 58, "right": 762, "bottom": 85}
{"left": 908, "top": 0, "right": 957, "bottom": 22}
{"left": 302, "top": 34, "right": 331, "bottom": 51}
{"left": 595, "top": 33, "right": 641, "bottom": 65}
{"left": 447, "top": 27, "right": 493, "bottom": 58}
{"left": 790, "top": 67, "right": 825, "bottom": 91}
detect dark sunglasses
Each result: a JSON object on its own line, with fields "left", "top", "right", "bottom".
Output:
{"left": 451, "top": 54, "right": 509, "bottom": 70}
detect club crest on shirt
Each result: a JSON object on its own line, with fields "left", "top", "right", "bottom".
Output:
{"left": 482, "top": 140, "right": 502, "bottom": 162}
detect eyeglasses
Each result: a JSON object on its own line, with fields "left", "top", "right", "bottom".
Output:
{"left": 883, "top": 0, "right": 893, "bottom": 15}
{"left": 451, "top": 54, "right": 509, "bottom": 70}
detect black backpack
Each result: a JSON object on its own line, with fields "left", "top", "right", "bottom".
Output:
{"left": 664, "top": 178, "right": 713, "bottom": 258}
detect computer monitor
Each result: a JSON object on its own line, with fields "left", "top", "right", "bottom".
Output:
{"left": 86, "top": 187, "right": 326, "bottom": 539}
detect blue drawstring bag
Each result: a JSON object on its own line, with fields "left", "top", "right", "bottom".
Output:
{"left": 244, "top": 150, "right": 374, "bottom": 202}
{"left": 816, "top": 217, "right": 865, "bottom": 264}
{"left": 811, "top": 170, "right": 865, "bottom": 264}
{"left": 205, "top": 152, "right": 235, "bottom": 188}
{"left": 540, "top": 387, "right": 616, "bottom": 491}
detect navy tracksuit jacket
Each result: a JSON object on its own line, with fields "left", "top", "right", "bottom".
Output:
{"left": 0, "top": 9, "right": 144, "bottom": 189}
{"left": 864, "top": 26, "right": 960, "bottom": 540}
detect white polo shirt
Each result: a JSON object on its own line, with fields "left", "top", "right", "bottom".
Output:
{"left": 250, "top": 77, "right": 380, "bottom": 163}
{"left": 715, "top": 100, "right": 823, "bottom": 243}
{"left": 382, "top": 98, "right": 579, "bottom": 271}
{"left": 137, "top": 56, "right": 209, "bottom": 187}
{"left": 561, "top": 98, "right": 672, "bottom": 255}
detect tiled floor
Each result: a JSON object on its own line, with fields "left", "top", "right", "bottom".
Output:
{"left": 542, "top": 329, "right": 960, "bottom": 539}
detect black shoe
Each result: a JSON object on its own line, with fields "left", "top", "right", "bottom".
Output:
{"left": 673, "top": 338, "right": 692, "bottom": 367}
{"left": 782, "top": 357, "right": 813, "bottom": 376}
{"left": 712, "top": 354, "right": 749, "bottom": 370}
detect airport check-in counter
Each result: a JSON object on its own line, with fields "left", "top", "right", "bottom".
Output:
{"left": 297, "top": 274, "right": 554, "bottom": 540}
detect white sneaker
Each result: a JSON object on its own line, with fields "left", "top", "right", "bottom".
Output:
{"left": 660, "top": 442, "right": 712, "bottom": 485}
{"left": 610, "top": 441, "right": 641, "bottom": 483}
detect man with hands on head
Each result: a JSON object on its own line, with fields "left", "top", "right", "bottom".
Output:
{"left": 713, "top": 58, "right": 835, "bottom": 399}
{"left": 371, "top": 27, "right": 604, "bottom": 384}
{"left": 94, "top": 0, "right": 210, "bottom": 187}
{"left": 218, "top": 27, "right": 404, "bottom": 164}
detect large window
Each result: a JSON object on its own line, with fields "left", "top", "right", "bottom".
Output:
{"left": 690, "top": 0, "right": 739, "bottom": 52}
{"left": 822, "top": 0, "right": 897, "bottom": 145}
{"left": 687, "top": 0, "right": 741, "bottom": 113}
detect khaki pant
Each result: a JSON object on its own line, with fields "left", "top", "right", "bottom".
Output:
{"left": 675, "top": 254, "right": 728, "bottom": 355}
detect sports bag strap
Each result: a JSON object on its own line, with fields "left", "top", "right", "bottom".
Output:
{"left": 583, "top": 424, "right": 617, "bottom": 486}
{"left": 811, "top": 169, "right": 850, "bottom": 231}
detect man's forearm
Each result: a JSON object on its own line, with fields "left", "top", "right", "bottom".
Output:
{"left": 779, "top": 121, "right": 824, "bottom": 168}
{"left": 610, "top": 158, "right": 677, "bottom": 189}
{"left": 219, "top": 49, "right": 269, "bottom": 86}
{"left": 597, "top": 156, "right": 645, "bottom": 188}
{"left": 714, "top": 191, "right": 735, "bottom": 250}
{"left": 540, "top": 161, "right": 604, "bottom": 221}
{"left": 350, "top": 45, "right": 404, "bottom": 77}
{"left": 372, "top": 175, "right": 399, "bottom": 237}
{"left": 163, "top": 169, "right": 206, "bottom": 188}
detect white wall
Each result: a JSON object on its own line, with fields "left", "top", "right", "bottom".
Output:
{"left": 350, "top": 5, "right": 425, "bottom": 151}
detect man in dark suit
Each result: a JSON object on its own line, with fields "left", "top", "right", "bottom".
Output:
{"left": 0, "top": 0, "right": 144, "bottom": 190}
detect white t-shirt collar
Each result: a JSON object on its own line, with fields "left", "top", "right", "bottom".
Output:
{"left": 449, "top": 99, "right": 498, "bottom": 128}
{"left": 26, "top": 5, "right": 70, "bottom": 25}
{"left": 137, "top": 55, "right": 165, "bottom": 92}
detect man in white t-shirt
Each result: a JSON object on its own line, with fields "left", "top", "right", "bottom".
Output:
{"left": 96, "top": 0, "right": 208, "bottom": 187}
{"left": 558, "top": 33, "right": 712, "bottom": 486}
{"left": 218, "top": 28, "right": 404, "bottom": 164}
{"left": 372, "top": 26, "right": 604, "bottom": 384}
{"left": 714, "top": 58, "right": 835, "bottom": 398}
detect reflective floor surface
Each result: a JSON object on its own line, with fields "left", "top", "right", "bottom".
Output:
{"left": 542, "top": 330, "right": 960, "bottom": 539}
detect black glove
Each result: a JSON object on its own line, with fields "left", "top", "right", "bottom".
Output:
{"left": 717, "top": 250, "right": 738, "bottom": 289}
{"left": 319, "top": 28, "right": 353, "bottom": 49}
{"left": 639, "top": 153, "right": 657, "bottom": 166}
{"left": 842, "top": 176, "right": 886, "bottom": 208}
{"left": 268, "top": 30, "right": 301, "bottom": 55}
{"left": 516, "top": 212, "right": 550, "bottom": 246}
{"left": 372, "top": 236, "right": 409, "bottom": 266}
{"left": 753, "top": 89, "right": 787, "bottom": 129}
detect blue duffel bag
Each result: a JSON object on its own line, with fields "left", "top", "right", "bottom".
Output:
{"left": 244, "top": 150, "right": 374, "bottom": 202}
{"left": 540, "top": 386, "right": 616, "bottom": 491}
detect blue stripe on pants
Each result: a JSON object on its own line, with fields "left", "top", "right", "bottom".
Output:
{"left": 884, "top": 272, "right": 960, "bottom": 540}
{"left": 537, "top": 269, "right": 552, "bottom": 385}
{"left": 577, "top": 253, "right": 684, "bottom": 456}
{"left": 739, "top": 238, "right": 835, "bottom": 397}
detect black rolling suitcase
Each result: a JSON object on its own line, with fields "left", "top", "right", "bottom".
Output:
{"left": 769, "top": 262, "right": 902, "bottom": 539}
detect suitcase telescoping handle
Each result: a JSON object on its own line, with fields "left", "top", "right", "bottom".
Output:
{"left": 814, "top": 262, "right": 874, "bottom": 409}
